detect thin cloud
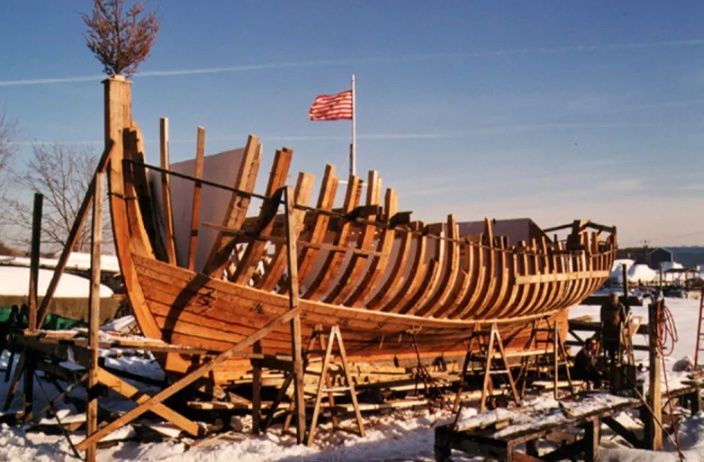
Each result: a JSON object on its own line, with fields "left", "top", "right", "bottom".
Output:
{"left": 2, "top": 39, "right": 704, "bottom": 87}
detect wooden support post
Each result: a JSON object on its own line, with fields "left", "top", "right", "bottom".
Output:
{"left": 647, "top": 300, "right": 662, "bottom": 450}
{"left": 622, "top": 263, "right": 629, "bottom": 315}
{"left": 187, "top": 126, "right": 206, "bottom": 271}
{"left": 76, "top": 308, "right": 300, "bottom": 451}
{"left": 283, "top": 186, "right": 306, "bottom": 444}
{"left": 251, "top": 341, "right": 262, "bottom": 434}
{"left": 28, "top": 193, "right": 43, "bottom": 331}
{"left": 22, "top": 193, "right": 43, "bottom": 423}
{"left": 85, "top": 171, "right": 103, "bottom": 462}
{"left": 159, "top": 117, "right": 177, "bottom": 265}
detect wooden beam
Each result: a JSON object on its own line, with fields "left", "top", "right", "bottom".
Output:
{"left": 36, "top": 141, "right": 114, "bottom": 327}
{"left": 27, "top": 193, "right": 43, "bottom": 331}
{"left": 515, "top": 271, "right": 610, "bottom": 285}
{"left": 85, "top": 172, "right": 103, "bottom": 462}
{"left": 96, "top": 367, "right": 198, "bottom": 435}
{"left": 187, "top": 126, "right": 206, "bottom": 271}
{"left": 283, "top": 186, "right": 306, "bottom": 444}
{"left": 159, "top": 117, "right": 177, "bottom": 265}
{"left": 647, "top": 301, "right": 662, "bottom": 450}
{"left": 202, "top": 135, "right": 262, "bottom": 277}
{"left": 75, "top": 307, "right": 301, "bottom": 451}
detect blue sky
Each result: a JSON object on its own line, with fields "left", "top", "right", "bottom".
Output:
{"left": 1, "top": 1, "right": 703, "bottom": 247}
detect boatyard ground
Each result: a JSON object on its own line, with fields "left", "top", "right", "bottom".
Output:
{"left": 1, "top": 296, "right": 703, "bottom": 461}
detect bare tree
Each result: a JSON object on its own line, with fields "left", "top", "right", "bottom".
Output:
{"left": 83, "top": 0, "right": 159, "bottom": 77}
{"left": 6, "top": 144, "right": 111, "bottom": 253}
{"left": 0, "top": 111, "right": 17, "bottom": 196}
{"left": 0, "top": 111, "right": 19, "bottom": 254}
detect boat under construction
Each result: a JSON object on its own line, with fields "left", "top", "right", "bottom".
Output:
{"left": 102, "top": 77, "right": 617, "bottom": 385}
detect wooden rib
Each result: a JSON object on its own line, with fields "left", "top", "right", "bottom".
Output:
{"left": 495, "top": 240, "right": 521, "bottom": 318}
{"left": 503, "top": 241, "right": 531, "bottom": 317}
{"left": 515, "top": 239, "right": 542, "bottom": 317}
{"left": 325, "top": 171, "right": 382, "bottom": 304}
{"left": 232, "top": 148, "right": 292, "bottom": 284}
{"left": 381, "top": 232, "right": 427, "bottom": 313}
{"left": 287, "top": 164, "right": 338, "bottom": 294}
{"left": 443, "top": 239, "right": 477, "bottom": 319}
{"left": 416, "top": 215, "right": 461, "bottom": 317}
{"left": 202, "top": 135, "right": 262, "bottom": 277}
{"left": 256, "top": 172, "right": 314, "bottom": 291}
{"left": 451, "top": 236, "right": 488, "bottom": 319}
{"left": 302, "top": 175, "right": 362, "bottom": 300}
{"left": 536, "top": 236, "right": 558, "bottom": 313}
{"left": 470, "top": 220, "right": 499, "bottom": 318}
{"left": 122, "top": 127, "right": 155, "bottom": 258}
{"left": 400, "top": 229, "right": 444, "bottom": 315}
{"left": 365, "top": 228, "right": 413, "bottom": 309}
{"left": 159, "top": 117, "right": 177, "bottom": 265}
{"left": 475, "top": 236, "right": 508, "bottom": 319}
{"left": 344, "top": 188, "right": 398, "bottom": 307}
{"left": 431, "top": 237, "right": 472, "bottom": 319}
{"left": 187, "top": 126, "right": 206, "bottom": 271}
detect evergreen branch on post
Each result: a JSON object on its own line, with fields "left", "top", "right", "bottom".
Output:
{"left": 83, "top": 0, "right": 159, "bottom": 77}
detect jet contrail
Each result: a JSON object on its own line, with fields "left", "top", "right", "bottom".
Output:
{"left": 1, "top": 39, "right": 703, "bottom": 87}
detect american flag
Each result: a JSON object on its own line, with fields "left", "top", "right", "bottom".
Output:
{"left": 308, "top": 89, "right": 353, "bottom": 121}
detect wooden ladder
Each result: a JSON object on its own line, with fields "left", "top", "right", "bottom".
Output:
{"left": 452, "top": 323, "right": 521, "bottom": 414}
{"left": 524, "top": 317, "right": 575, "bottom": 399}
{"left": 694, "top": 289, "right": 704, "bottom": 368}
{"left": 306, "top": 325, "right": 365, "bottom": 446}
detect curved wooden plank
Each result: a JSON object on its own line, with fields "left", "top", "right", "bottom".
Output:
{"left": 365, "top": 228, "right": 413, "bottom": 310}
{"left": 202, "top": 135, "right": 262, "bottom": 277}
{"left": 287, "top": 164, "right": 339, "bottom": 294}
{"left": 382, "top": 232, "right": 428, "bottom": 313}
{"left": 433, "top": 237, "right": 472, "bottom": 319}
{"left": 399, "top": 227, "right": 445, "bottom": 315}
{"left": 232, "top": 148, "right": 292, "bottom": 284}
{"left": 344, "top": 188, "right": 398, "bottom": 307}
{"left": 451, "top": 236, "right": 488, "bottom": 319}
{"left": 303, "top": 175, "right": 362, "bottom": 300}
{"left": 325, "top": 171, "right": 382, "bottom": 304}
{"left": 159, "top": 117, "right": 177, "bottom": 265}
{"left": 417, "top": 215, "right": 462, "bottom": 317}
{"left": 256, "top": 172, "right": 314, "bottom": 291}
{"left": 476, "top": 236, "right": 509, "bottom": 319}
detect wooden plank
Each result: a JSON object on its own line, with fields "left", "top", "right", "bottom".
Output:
{"left": 647, "top": 301, "right": 663, "bottom": 450}
{"left": 366, "top": 229, "right": 412, "bottom": 310}
{"left": 325, "top": 170, "right": 382, "bottom": 304}
{"left": 289, "top": 164, "right": 338, "bottom": 294}
{"left": 344, "top": 187, "right": 398, "bottom": 307}
{"left": 283, "top": 186, "right": 306, "bottom": 444}
{"left": 159, "top": 117, "right": 178, "bottom": 265}
{"left": 202, "top": 135, "right": 262, "bottom": 277}
{"left": 86, "top": 171, "right": 103, "bottom": 462}
{"left": 28, "top": 193, "right": 43, "bottom": 331}
{"left": 96, "top": 367, "right": 198, "bottom": 435}
{"left": 75, "top": 307, "right": 301, "bottom": 451}
{"left": 383, "top": 233, "right": 428, "bottom": 313}
{"left": 303, "top": 175, "right": 362, "bottom": 300}
{"left": 257, "top": 172, "right": 314, "bottom": 291}
{"left": 187, "top": 126, "right": 206, "bottom": 271}
{"left": 233, "top": 149, "right": 292, "bottom": 284}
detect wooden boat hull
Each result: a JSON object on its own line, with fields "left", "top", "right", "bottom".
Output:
{"left": 103, "top": 78, "right": 616, "bottom": 384}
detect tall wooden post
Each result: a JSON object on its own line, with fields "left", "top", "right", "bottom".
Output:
{"left": 283, "top": 186, "right": 306, "bottom": 444}
{"left": 85, "top": 172, "right": 104, "bottom": 462}
{"left": 647, "top": 300, "right": 662, "bottom": 450}
{"left": 22, "top": 193, "right": 43, "bottom": 422}
{"left": 621, "top": 263, "right": 629, "bottom": 313}
{"left": 28, "top": 193, "right": 43, "bottom": 332}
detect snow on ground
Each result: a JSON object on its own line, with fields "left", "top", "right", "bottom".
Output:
{"left": 1, "top": 296, "right": 704, "bottom": 461}
{"left": 0, "top": 266, "right": 113, "bottom": 298}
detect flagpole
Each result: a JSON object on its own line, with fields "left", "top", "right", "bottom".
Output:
{"left": 350, "top": 74, "right": 356, "bottom": 177}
